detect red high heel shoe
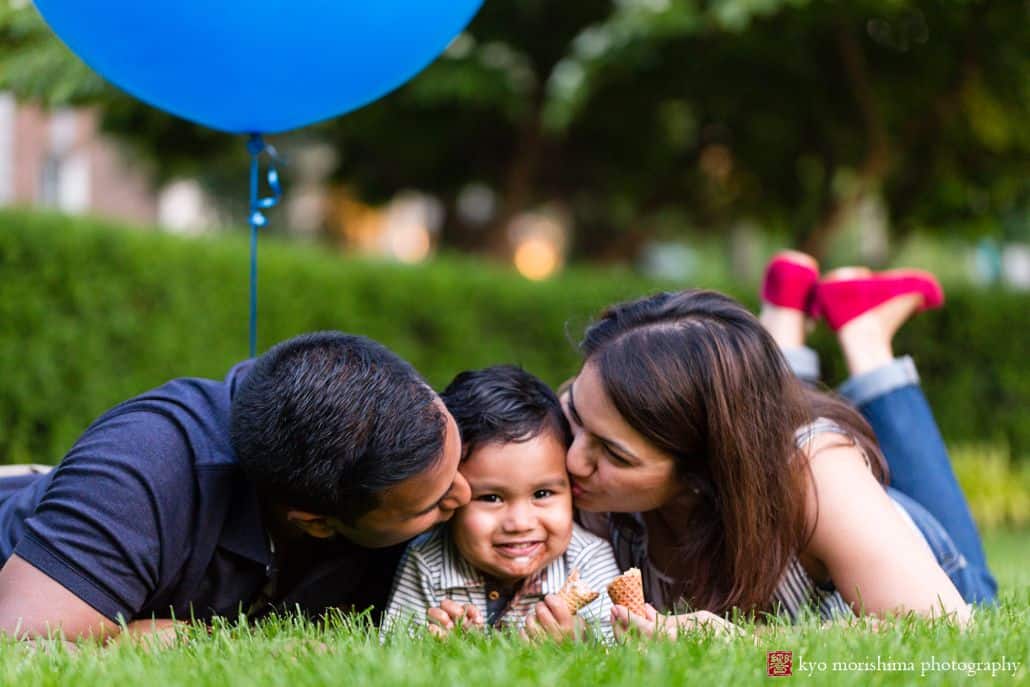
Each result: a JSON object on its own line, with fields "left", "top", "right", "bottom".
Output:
{"left": 813, "top": 269, "right": 945, "bottom": 331}
{"left": 760, "top": 251, "right": 820, "bottom": 314}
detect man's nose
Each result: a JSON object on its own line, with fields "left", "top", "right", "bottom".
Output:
{"left": 440, "top": 471, "right": 471, "bottom": 512}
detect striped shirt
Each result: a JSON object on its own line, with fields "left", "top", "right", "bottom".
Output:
{"left": 586, "top": 418, "right": 927, "bottom": 623}
{"left": 382, "top": 522, "right": 622, "bottom": 640}
{"left": 771, "top": 418, "right": 861, "bottom": 621}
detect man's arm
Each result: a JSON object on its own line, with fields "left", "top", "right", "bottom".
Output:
{"left": 0, "top": 555, "right": 191, "bottom": 646}
{"left": 0, "top": 554, "right": 119, "bottom": 641}
{"left": 1, "top": 411, "right": 199, "bottom": 641}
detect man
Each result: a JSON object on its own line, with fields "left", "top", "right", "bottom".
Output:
{"left": 0, "top": 331, "right": 470, "bottom": 641}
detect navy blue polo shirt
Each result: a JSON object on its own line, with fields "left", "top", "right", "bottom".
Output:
{"left": 0, "top": 361, "right": 404, "bottom": 623}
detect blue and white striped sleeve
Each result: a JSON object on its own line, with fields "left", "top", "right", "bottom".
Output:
{"left": 381, "top": 543, "right": 440, "bottom": 638}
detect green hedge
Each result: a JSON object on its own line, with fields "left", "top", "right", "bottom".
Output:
{"left": 1, "top": 208, "right": 1028, "bottom": 464}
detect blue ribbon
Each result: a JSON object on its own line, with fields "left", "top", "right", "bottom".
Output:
{"left": 247, "top": 133, "right": 283, "bottom": 357}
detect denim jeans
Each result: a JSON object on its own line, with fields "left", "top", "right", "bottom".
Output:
{"left": 789, "top": 350, "right": 998, "bottom": 605}
{"left": 885, "top": 487, "right": 994, "bottom": 606}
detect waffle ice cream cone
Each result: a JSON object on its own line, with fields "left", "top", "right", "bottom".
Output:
{"left": 555, "top": 569, "right": 599, "bottom": 615}
{"left": 607, "top": 567, "right": 647, "bottom": 616}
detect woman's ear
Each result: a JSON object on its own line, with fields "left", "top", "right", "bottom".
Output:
{"left": 286, "top": 510, "right": 338, "bottom": 538}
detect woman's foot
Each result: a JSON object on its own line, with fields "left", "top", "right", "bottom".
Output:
{"left": 812, "top": 268, "right": 944, "bottom": 331}
{"left": 819, "top": 267, "right": 939, "bottom": 376}
{"left": 759, "top": 250, "right": 819, "bottom": 350}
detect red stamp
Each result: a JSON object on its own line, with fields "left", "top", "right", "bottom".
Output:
{"left": 767, "top": 651, "right": 793, "bottom": 677}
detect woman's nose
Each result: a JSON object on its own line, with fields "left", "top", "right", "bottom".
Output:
{"left": 565, "top": 435, "right": 594, "bottom": 479}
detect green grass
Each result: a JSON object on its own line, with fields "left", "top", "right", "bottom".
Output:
{"left": 2, "top": 530, "right": 1027, "bottom": 686}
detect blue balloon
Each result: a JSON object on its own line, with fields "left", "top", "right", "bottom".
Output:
{"left": 33, "top": 1, "right": 483, "bottom": 134}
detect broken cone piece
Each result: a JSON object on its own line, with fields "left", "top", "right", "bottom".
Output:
{"left": 607, "top": 567, "right": 647, "bottom": 616}
{"left": 555, "top": 568, "right": 599, "bottom": 615}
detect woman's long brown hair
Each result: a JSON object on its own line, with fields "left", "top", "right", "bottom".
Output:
{"left": 580, "top": 289, "right": 886, "bottom": 615}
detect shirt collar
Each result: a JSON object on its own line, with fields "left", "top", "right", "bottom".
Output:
{"left": 438, "top": 529, "right": 483, "bottom": 590}
{"left": 216, "top": 473, "right": 273, "bottom": 566}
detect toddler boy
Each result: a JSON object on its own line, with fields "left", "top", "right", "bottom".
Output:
{"left": 383, "top": 365, "right": 620, "bottom": 640}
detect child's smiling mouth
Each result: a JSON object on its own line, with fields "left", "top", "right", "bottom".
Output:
{"left": 494, "top": 541, "right": 544, "bottom": 558}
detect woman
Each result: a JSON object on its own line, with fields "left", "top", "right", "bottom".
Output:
{"left": 546, "top": 252, "right": 996, "bottom": 638}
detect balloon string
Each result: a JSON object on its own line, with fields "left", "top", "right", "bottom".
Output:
{"left": 247, "top": 133, "right": 283, "bottom": 358}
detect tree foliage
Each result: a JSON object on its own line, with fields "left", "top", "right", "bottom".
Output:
{"left": 2, "top": 0, "right": 1027, "bottom": 257}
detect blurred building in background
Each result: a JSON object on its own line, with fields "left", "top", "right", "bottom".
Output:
{"left": 2, "top": 79, "right": 1025, "bottom": 288}
{"left": 0, "top": 93, "right": 156, "bottom": 224}
{"left": 0, "top": 92, "right": 448, "bottom": 265}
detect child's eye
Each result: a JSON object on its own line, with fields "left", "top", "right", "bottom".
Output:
{"left": 532, "top": 490, "right": 554, "bottom": 499}
{"left": 476, "top": 494, "right": 501, "bottom": 503}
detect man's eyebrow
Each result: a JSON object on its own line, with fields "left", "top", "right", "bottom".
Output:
{"left": 568, "top": 379, "right": 638, "bottom": 462}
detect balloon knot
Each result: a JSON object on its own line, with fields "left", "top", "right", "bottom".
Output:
{"left": 247, "top": 133, "right": 266, "bottom": 157}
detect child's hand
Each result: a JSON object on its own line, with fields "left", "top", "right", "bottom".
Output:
{"left": 522, "top": 594, "right": 588, "bottom": 642}
{"left": 427, "top": 599, "right": 484, "bottom": 638}
{"left": 611, "top": 603, "right": 744, "bottom": 640}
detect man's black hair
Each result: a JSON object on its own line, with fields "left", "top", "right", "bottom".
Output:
{"left": 230, "top": 331, "right": 446, "bottom": 523}
{"left": 440, "top": 364, "right": 571, "bottom": 461}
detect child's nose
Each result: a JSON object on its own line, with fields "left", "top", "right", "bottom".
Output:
{"left": 502, "top": 502, "right": 535, "bottom": 531}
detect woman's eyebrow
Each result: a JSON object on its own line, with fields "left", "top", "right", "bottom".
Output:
{"left": 568, "top": 381, "right": 637, "bottom": 461}
{"left": 566, "top": 382, "right": 584, "bottom": 425}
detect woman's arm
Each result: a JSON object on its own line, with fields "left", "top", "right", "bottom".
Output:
{"left": 802, "top": 438, "right": 970, "bottom": 624}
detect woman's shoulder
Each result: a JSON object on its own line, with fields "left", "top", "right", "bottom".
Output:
{"left": 795, "top": 417, "right": 850, "bottom": 446}
{"left": 796, "top": 416, "right": 872, "bottom": 468}
{"left": 799, "top": 436, "right": 895, "bottom": 569}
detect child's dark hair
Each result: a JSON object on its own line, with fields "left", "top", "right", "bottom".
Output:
{"left": 441, "top": 365, "right": 571, "bottom": 460}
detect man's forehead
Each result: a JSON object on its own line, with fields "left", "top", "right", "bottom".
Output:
{"left": 379, "top": 399, "right": 460, "bottom": 515}
{"left": 379, "top": 457, "right": 449, "bottom": 514}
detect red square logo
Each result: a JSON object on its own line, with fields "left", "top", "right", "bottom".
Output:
{"left": 767, "top": 651, "right": 793, "bottom": 677}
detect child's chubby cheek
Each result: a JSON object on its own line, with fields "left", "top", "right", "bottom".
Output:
{"left": 452, "top": 502, "right": 573, "bottom": 583}
{"left": 450, "top": 431, "right": 576, "bottom": 583}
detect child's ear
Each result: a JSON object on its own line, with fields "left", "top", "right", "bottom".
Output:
{"left": 286, "top": 510, "right": 338, "bottom": 538}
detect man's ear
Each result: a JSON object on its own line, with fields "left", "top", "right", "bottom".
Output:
{"left": 285, "top": 510, "right": 338, "bottom": 539}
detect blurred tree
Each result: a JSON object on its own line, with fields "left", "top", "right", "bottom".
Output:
{"left": 2, "top": 0, "right": 1027, "bottom": 259}
{"left": 558, "top": 0, "right": 1030, "bottom": 257}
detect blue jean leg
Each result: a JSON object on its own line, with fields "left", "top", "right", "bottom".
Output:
{"left": 887, "top": 488, "right": 993, "bottom": 605}
{"left": 840, "top": 357, "right": 997, "bottom": 604}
